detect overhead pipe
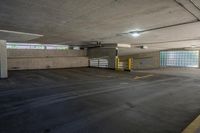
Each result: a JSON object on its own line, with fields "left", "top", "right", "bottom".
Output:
{"left": 141, "top": 20, "right": 198, "bottom": 33}
{"left": 174, "top": 0, "right": 200, "bottom": 21}
{"left": 130, "top": 38, "right": 200, "bottom": 47}
{"left": 101, "top": 0, "right": 200, "bottom": 42}
{"left": 122, "top": 0, "right": 200, "bottom": 35}
{"left": 189, "top": 0, "right": 200, "bottom": 12}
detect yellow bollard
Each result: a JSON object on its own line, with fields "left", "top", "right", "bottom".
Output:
{"left": 128, "top": 58, "right": 132, "bottom": 71}
{"left": 115, "top": 56, "right": 120, "bottom": 70}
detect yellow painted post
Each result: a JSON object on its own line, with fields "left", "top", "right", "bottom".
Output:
{"left": 115, "top": 56, "right": 119, "bottom": 70}
{"left": 182, "top": 115, "right": 200, "bottom": 133}
{"left": 128, "top": 58, "right": 132, "bottom": 71}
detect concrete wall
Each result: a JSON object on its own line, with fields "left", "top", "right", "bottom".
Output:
{"left": 87, "top": 47, "right": 117, "bottom": 69}
{"left": 0, "top": 40, "right": 8, "bottom": 78}
{"left": 132, "top": 52, "right": 160, "bottom": 69}
{"left": 7, "top": 49, "right": 88, "bottom": 70}
{"left": 8, "top": 49, "right": 86, "bottom": 57}
{"left": 199, "top": 50, "right": 200, "bottom": 68}
{"left": 120, "top": 51, "right": 160, "bottom": 70}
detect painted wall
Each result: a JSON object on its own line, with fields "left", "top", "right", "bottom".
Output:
{"left": 7, "top": 49, "right": 88, "bottom": 70}
{"left": 87, "top": 47, "right": 117, "bottom": 69}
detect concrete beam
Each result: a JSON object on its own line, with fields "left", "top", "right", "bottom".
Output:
{"left": 0, "top": 40, "right": 7, "bottom": 78}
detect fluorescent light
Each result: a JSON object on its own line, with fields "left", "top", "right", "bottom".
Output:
{"left": 0, "top": 29, "right": 43, "bottom": 37}
{"left": 130, "top": 31, "right": 141, "bottom": 38}
{"left": 141, "top": 45, "right": 148, "bottom": 49}
{"left": 73, "top": 46, "right": 80, "bottom": 50}
{"left": 117, "top": 44, "right": 131, "bottom": 48}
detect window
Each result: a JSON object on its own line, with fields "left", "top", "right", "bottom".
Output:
{"left": 7, "top": 43, "right": 45, "bottom": 49}
{"left": 7, "top": 43, "right": 69, "bottom": 50}
{"left": 160, "top": 51, "right": 199, "bottom": 68}
{"left": 89, "top": 58, "right": 108, "bottom": 68}
{"left": 46, "top": 45, "right": 69, "bottom": 50}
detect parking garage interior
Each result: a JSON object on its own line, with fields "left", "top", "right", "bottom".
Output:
{"left": 0, "top": 0, "right": 200, "bottom": 133}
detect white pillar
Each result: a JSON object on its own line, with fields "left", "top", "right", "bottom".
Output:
{"left": 0, "top": 40, "right": 7, "bottom": 78}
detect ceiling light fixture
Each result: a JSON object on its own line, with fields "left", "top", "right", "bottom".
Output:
{"left": 0, "top": 29, "right": 43, "bottom": 37}
{"left": 117, "top": 43, "right": 131, "bottom": 48}
{"left": 130, "top": 31, "right": 141, "bottom": 38}
{"left": 140, "top": 45, "right": 148, "bottom": 49}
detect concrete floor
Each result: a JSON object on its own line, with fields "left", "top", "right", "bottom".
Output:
{"left": 0, "top": 68, "right": 200, "bottom": 133}
{"left": 135, "top": 67, "right": 200, "bottom": 78}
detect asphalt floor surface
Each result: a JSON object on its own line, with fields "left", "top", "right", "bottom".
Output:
{"left": 0, "top": 68, "right": 200, "bottom": 133}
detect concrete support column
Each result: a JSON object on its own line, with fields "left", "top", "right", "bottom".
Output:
{"left": 0, "top": 40, "right": 8, "bottom": 78}
{"left": 199, "top": 50, "right": 200, "bottom": 68}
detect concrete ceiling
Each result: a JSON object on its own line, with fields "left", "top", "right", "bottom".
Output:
{"left": 0, "top": 0, "right": 200, "bottom": 54}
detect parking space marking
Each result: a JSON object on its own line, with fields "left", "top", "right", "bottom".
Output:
{"left": 182, "top": 115, "right": 200, "bottom": 133}
{"left": 134, "top": 74, "right": 154, "bottom": 80}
